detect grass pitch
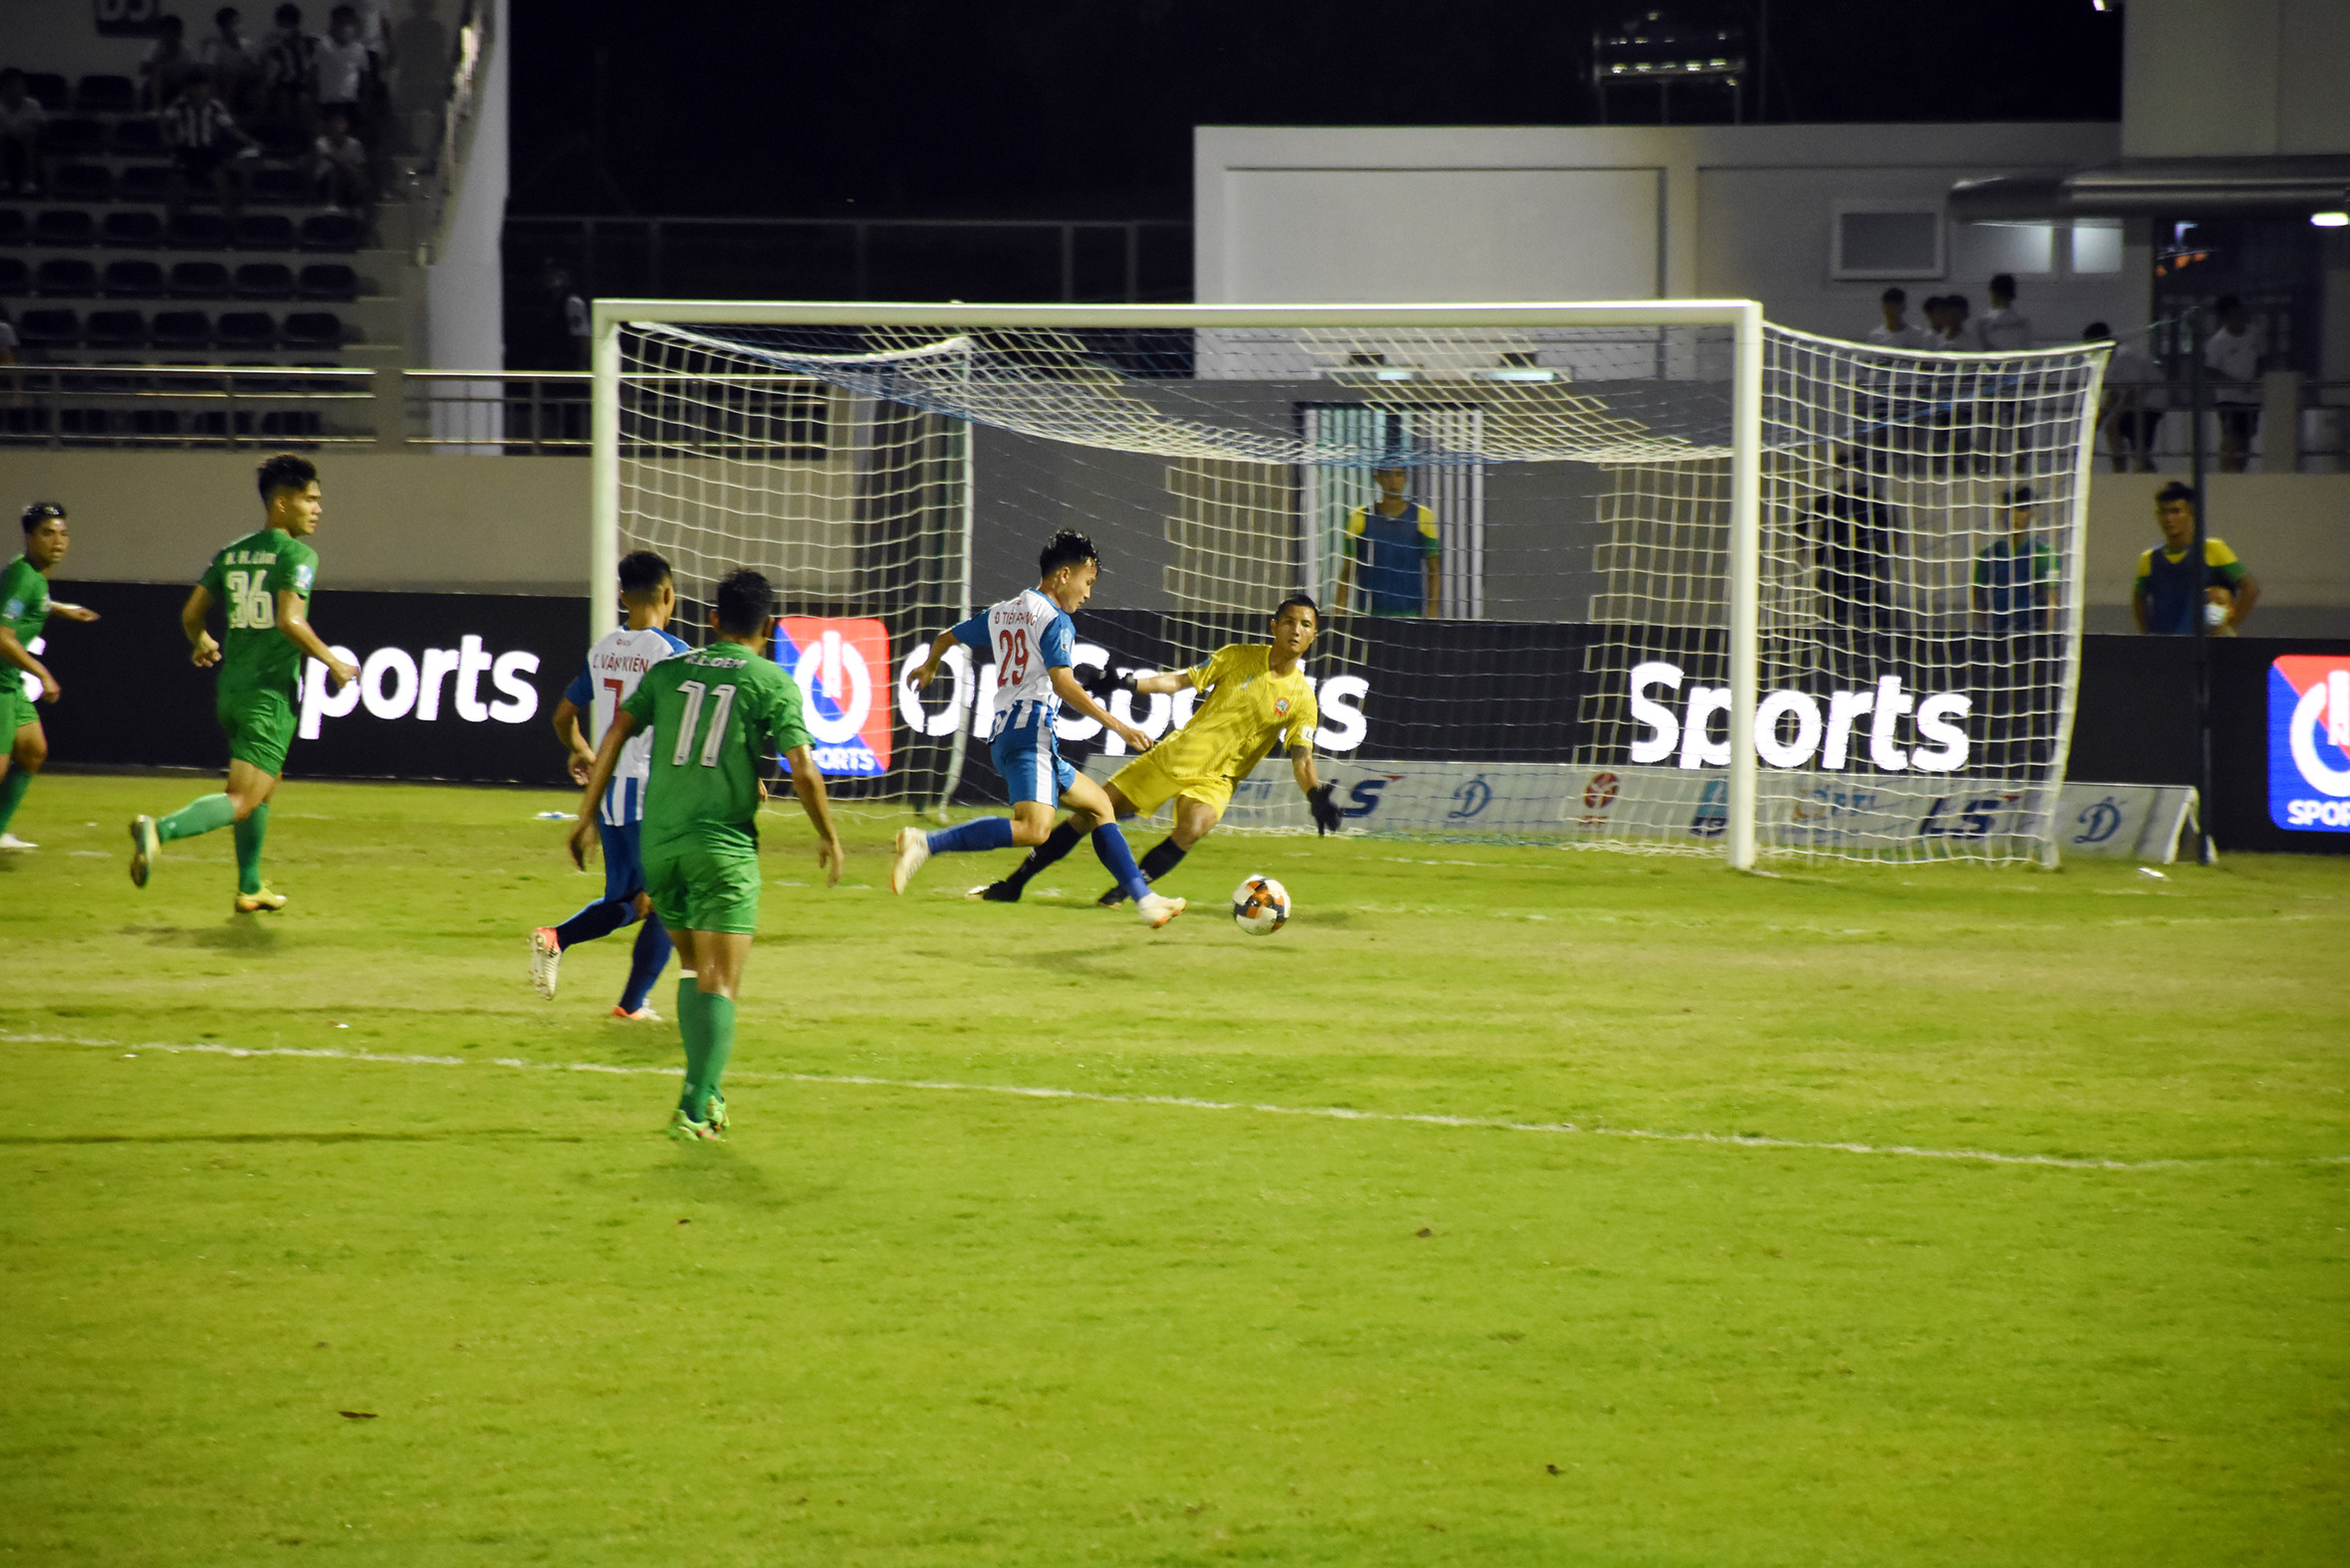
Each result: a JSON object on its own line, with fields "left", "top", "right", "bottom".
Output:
{"left": 2, "top": 772, "right": 2345, "bottom": 1566}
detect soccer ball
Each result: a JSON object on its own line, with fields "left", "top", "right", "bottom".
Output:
{"left": 1231, "top": 875, "right": 1290, "bottom": 935}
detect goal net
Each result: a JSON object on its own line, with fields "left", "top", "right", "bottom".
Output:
{"left": 595, "top": 302, "right": 2107, "bottom": 866}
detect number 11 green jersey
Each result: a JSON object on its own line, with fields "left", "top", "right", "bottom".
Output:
{"left": 198, "top": 526, "right": 318, "bottom": 698}
{"left": 623, "top": 642, "right": 812, "bottom": 853}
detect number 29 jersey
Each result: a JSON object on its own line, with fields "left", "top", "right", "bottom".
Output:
{"left": 197, "top": 526, "right": 318, "bottom": 698}
{"left": 949, "top": 588, "right": 1073, "bottom": 742}
{"left": 564, "top": 626, "right": 689, "bottom": 825}
{"left": 622, "top": 643, "right": 813, "bottom": 854}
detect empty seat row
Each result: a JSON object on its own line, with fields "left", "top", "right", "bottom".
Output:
{"left": 0, "top": 405, "right": 330, "bottom": 442}
{"left": 21, "top": 114, "right": 160, "bottom": 158}
{"left": 0, "top": 258, "right": 359, "bottom": 300}
{"left": 8, "top": 308, "right": 350, "bottom": 351}
{"left": 0, "top": 209, "right": 363, "bottom": 251}
{"left": 3, "top": 74, "right": 137, "bottom": 113}
{"left": 44, "top": 163, "right": 323, "bottom": 205}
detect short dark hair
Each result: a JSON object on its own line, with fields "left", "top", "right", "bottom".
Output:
{"left": 2215, "top": 294, "right": 2243, "bottom": 314}
{"left": 158, "top": 13, "right": 185, "bottom": 32}
{"left": 713, "top": 567, "right": 775, "bottom": 634}
{"left": 217, "top": 7, "right": 241, "bottom": 24}
{"left": 617, "top": 549, "right": 672, "bottom": 599}
{"left": 1947, "top": 294, "right": 1970, "bottom": 311}
{"left": 2006, "top": 485, "right": 2035, "bottom": 504}
{"left": 1990, "top": 273, "right": 2016, "bottom": 296}
{"left": 275, "top": 3, "right": 300, "bottom": 23}
{"left": 1038, "top": 529, "right": 1098, "bottom": 578}
{"left": 182, "top": 66, "right": 215, "bottom": 89}
{"left": 2155, "top": 481, "right": 2197, "bottom": 507}
{"left": 22, "top": 501, "right": 65, "bottom": 534}
{"left": 1922, "top": 295, "right": 1946, "bottom": 312}
{"left": 330, "top": 3, "right": 356, "bottom": 18}
{"left": 255, "top": 452, "right": 316, "bottom": 501}
{"left": 2083, "top": 321, "right": 2112, "bottom": 339}
{"left": 1273, "top": 593, "right": 1319, "bottom": 624}
{"left": 1880, "top": 287, "right": 1906, "bottom": 304}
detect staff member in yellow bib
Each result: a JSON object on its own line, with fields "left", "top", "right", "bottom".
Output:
{"left": 971, "top": 594, "right": 1344, "bottom": 906}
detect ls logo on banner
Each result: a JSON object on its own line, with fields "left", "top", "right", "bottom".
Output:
{"left": 2268, "top": 655, "right": 2350, "bottom": 831}
{"left": 776, "top": 617, "right": 891, "bottom": 777}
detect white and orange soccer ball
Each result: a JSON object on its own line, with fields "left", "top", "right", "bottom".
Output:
{"left": 1230, "top": 875, "right": 1290, "bottom": 935}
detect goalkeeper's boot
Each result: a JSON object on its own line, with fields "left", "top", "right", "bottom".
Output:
{"left": 233, "top": 887, "right": 289, "bottom": 913}
{"left": 1095, "top": 884, "right": 1130, "bottom": 907}
{"left": 666, "top": 1107, "right": 719, "bottom": 1143}
{"left": 888, "top": 827, "right": 930, "bottom": 894}
{"left": 1136, "top": 892, "right": 1186, "bottom": 930}
{"left": 0, "top": 833, "right": 37, "bottom": 851}
{"left": 528, "top": 926, "right": 563, "bottom": 1000}
{"left": 700, "top": 1091, "right": 729, "bottom": 1137}
{"left": 610, "top": 1003, "right": 661, "bottom": 1023}
{"left": 967, "top": 881, "right": 1021, "bottom": 902}
{"left": 127, "top": 815, "right": 159, "bottom": 886}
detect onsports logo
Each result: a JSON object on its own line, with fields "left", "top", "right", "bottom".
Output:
{"left": 2268, "top": 655, "right": 2350, "bottom": 832}
{"left": 1629, "top": 661, "right": 1972, "bottom": 774}
{"left": 777, "top": 617, "right": 891, "bottom": 777}
{"left": 299, "top": 637, "right": 541, "bottom": 738}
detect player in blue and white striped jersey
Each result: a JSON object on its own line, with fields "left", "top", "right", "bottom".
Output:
{"left": 529, "top": 550, "right": 692, "bottom": 1014}
{"left": 894, "top": 530, "right": 1184, "bottom": 929}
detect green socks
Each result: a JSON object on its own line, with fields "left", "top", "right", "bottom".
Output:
{"left": 156, "top": 792, "right": 238, "bottom": 843}
{"left": 674, "top": 981, "right": 738, "bottom": 1120}
{"left": 0, "top": 768, "right": 31, "bottom": 835}
{"left": 233, "top": 802, "right": 269, "bottom": 895}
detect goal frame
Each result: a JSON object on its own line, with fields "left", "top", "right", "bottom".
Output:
{"left": 591, "top": 298, "right": 1771, "bottom": 867}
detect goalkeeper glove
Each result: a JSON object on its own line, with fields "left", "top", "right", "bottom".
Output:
{"left": 1079, "top": 665, "right": 1135, "bottom": 699}
{"left": 1307, "top": 783, "right": 1342, "bottom": 836}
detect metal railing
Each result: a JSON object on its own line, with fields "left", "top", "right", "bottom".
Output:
{"left": 2096, "top": 379, "right": 2350, "bottom": 472}
{"left": 0, "top": 364, "right": 377, "bottom": 447}
{"left": 403, "top": 370, "right": 589, "bottom": 453}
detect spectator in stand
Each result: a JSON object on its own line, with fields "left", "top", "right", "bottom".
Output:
{"left": 202, "top": 7, "right": 265, "bottom": 116}
{"left": 142, "top": 15, "right": 201, "bottom": 110}
{"left": 1972, "top": 486, "right": 2055, "bottom": 634}
{"left": 2205, "top": 294, "right": 2262, "bottom": 473}
{"left": 1866, "top": 287, "right": 1935, "bottom": 350}
{"left": 1936, "top": 293, "right": 1980, "bottom": 349}
{"left": 316, "top": 6, "right": 373, "bottom": 137}
{"left": 1338, "top": 465, "right": 1442, "bottom": 620}
{"left": 0, "top": 69, "right": 46, "bottom": 198}
{"left": 542, "top": 264, "right": 590, "bottom": 370}
{"left": 311, "top": 107, "right": 367, "bottom": 208}
{"left": 263, "top": 2, "right": 322, "bottom": 143}
{"left": 164, "top": 69, "right": 263, "bottom": 220}
{"left": 2134, "top": 482, "right": 2257, "bottom": 636}
{"left": 2088, "top": 321, "right": 2164, "bottom": 474}
{"left": 0, "top": 303, "right": 19, "bottom": 371}
{"left": 1976, "top": 274, "right": 2033, "bottom": 351}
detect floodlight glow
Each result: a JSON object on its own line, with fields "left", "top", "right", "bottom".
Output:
{"left": 2311, "top": 211, "right": 2349, "bottom": 229}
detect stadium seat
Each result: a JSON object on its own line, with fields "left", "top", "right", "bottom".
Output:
{"left": 34, "top": 210, "right": 97, "bottom": 247}
{"left": 44, "top": 118, "right": 104, "bottom": 157}
{"left": 18, "top": 309, "right": 79, "bottom": 350}
{"left": 0, "top": 258, "right": 26, "bottom": 294}
{"left": 111, "top": 117, "right": 164, "bottom": 156}
{"left": 76, "top": 76, "right": 137, "bottom": 113}
{"left": 295, "top": 263, "right": 358, "bottom": 300}
{"left": 167, "top": 212, "right": 230, "bottom": 249}
{"left": 190, "top": 410, "right": 262, "bottom": 439}
{"left": 118, "top": 164, "right": 173, "bottom": 201}
{"left": 235, "top": 213, "right": 294, "bottom": 250}
{"left": 102, "top": 259, "right": 164, "bottom": 296}
{"left": 34, "top": 259, "right": 97, "bottom": 295}
{"left": 260, "top": 410, "right": 323, "bottom": 439}
{"left": 85, "top": 308, "right": 146, "bottom": 349}
{"left": 151, "top": 309, "right": 212, "bottom": 350}
{"left": 53, "top": 163, "right": 113, "bottom": 201}
{"left": 249, "top": 166, "right": 308, "bottom": 205}
{"left": 168, "top": 260, "right": 230, "bottom": 296}
{"left": 234, "top": 263, "right": 294, "bottom": 298}
{"left": 297, "top": 212, "right": 361, "bottom": 251}
{"left": 0, "top": 210, "right": 25, "bottom": 245}
{"left": 23, "top": 75, "right": 69, "bottom": 111}
{"left": 100, "top": 210, "right": 164, "bottom": 247}
{"left": 282, "top": 310, "right": 344, "bottom": 349}
{"left": 215, "top": 310, "right": 276, "bottom": 349}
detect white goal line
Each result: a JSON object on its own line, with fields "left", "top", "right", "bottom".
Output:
{"left": 8, "top": 1033, "right": 2323, "bottom": 1175}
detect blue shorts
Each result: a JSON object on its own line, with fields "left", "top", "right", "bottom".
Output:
{"left": 991, "top": 725, "right": 1077, "bottom": 806}
{"left": 599, "top": 818, "right": 647, "bottom": 905}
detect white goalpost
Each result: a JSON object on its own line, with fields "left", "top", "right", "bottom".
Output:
{"left": 590, "top": 299, "right": 2106, "bottom": 868}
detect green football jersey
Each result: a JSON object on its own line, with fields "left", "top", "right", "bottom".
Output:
{"left": 197, "top": 527, "right": 318, "bottom": 696}
{"left": 624, "top": 642, "right": 812, "bottom": 849}
{"left": 0, "top": 556, "right": 51, "bottom": 648}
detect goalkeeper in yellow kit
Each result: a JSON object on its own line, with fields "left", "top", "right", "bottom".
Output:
{"left": 972, "top": 594, "right": 1343, "bottom": 905}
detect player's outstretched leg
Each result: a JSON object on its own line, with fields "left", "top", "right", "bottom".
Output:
{"left": 975, "top": 818, "right": 1083, "bottom": 901}
{"left": 1092, "top": 822, "right": 1183, "bottom": 928}
{"left": 1098, "top": 837, "right": 1188, "bottom": 906}
{"left": 530, "top": 895, "right": 632, "bottom": 1000}
{"left": 893, "top": 816, "right": 1017, "bottom": 893}
{"left": 614, "top": 914, "right": 672, "bottom": 1021}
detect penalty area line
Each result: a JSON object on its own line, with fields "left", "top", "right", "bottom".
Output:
{"left": 2, "top": 1031, "right": 2322, "bottom": 1173}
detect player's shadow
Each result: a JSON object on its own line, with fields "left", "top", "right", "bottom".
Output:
{"left": 118, "top": 922, "right": 281, "bottom": 951}
{"left": 645, "top": 1150, "right": 811, "bottom": 1211}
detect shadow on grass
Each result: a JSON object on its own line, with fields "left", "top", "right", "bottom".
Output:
{"left": 118, "top": 921, "right": 284, "bottom": 952}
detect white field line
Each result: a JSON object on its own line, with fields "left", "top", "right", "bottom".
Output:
{"left": 6, "top": 1032, "right": 2336, "bottom": 1173}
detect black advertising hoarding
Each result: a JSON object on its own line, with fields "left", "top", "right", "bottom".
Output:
{"left": 25, "top": 583, "right": 2346, "bottom": 854}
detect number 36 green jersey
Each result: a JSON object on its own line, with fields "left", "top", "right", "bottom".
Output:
{"left": 623, "top": 643, "right": 812, "bottom": 852}
{"left": 198, "top": 527, "right": 318, "bottom": 697}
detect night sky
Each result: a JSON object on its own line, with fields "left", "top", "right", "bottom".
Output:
{"left": 506, "top": 0, "right": 2125, "bottom": 219}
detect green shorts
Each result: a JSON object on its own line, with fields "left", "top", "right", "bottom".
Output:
{"left": 642, "top": 834, "right": 762, "bottom": 935}
{"left": 216, "top": 684, "right": 296, "bottom": 777}
{"left": 0, "top": 684, "right": 36, "bottom": 739}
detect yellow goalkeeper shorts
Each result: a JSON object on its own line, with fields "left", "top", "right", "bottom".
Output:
{"left": 1108, "top": 751, "right": 1234, "bottom": 819}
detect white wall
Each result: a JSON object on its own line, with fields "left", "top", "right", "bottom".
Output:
{"left": 0, "top": 0, "right": 154, "bottom": 83}
{"left": 2122, "top": 0, "right": 2350, "bottom": 158}
{"left": 1196, "top": 123, "right": 2144, "bottom": 345}
{"left": 422, "top": 0, "right": 507, "bottom": 374}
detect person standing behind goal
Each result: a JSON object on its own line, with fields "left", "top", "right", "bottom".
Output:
{"left": 1337, "top": 466, "right": 1439, "bottom": 619}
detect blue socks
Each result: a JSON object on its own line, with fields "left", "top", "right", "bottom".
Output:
{"left": 620, "top": 915, "right": 673, "bottom": 1014}
{"left": 554, "top": 896, "right": 635, "bottom": 950}
{"left": 927, "top": 817, "right": 1018, "bottom": 855}
{"left": 1090, "top": 824, "right": 1151, "bottom": 903}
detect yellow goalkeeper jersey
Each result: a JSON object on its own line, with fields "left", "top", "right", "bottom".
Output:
{"left": 1156, "top": 644, "right": 1319, "bottom": 780}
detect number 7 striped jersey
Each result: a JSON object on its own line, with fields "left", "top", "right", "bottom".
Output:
{"left": 948, "top": 588, "right": 1074, "bottom": 741}
{"left": 621, "top": 642, "right": 814, "bottom": 849}
{"left": 565, "top": 626, "right": 689, "bottom": 825}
